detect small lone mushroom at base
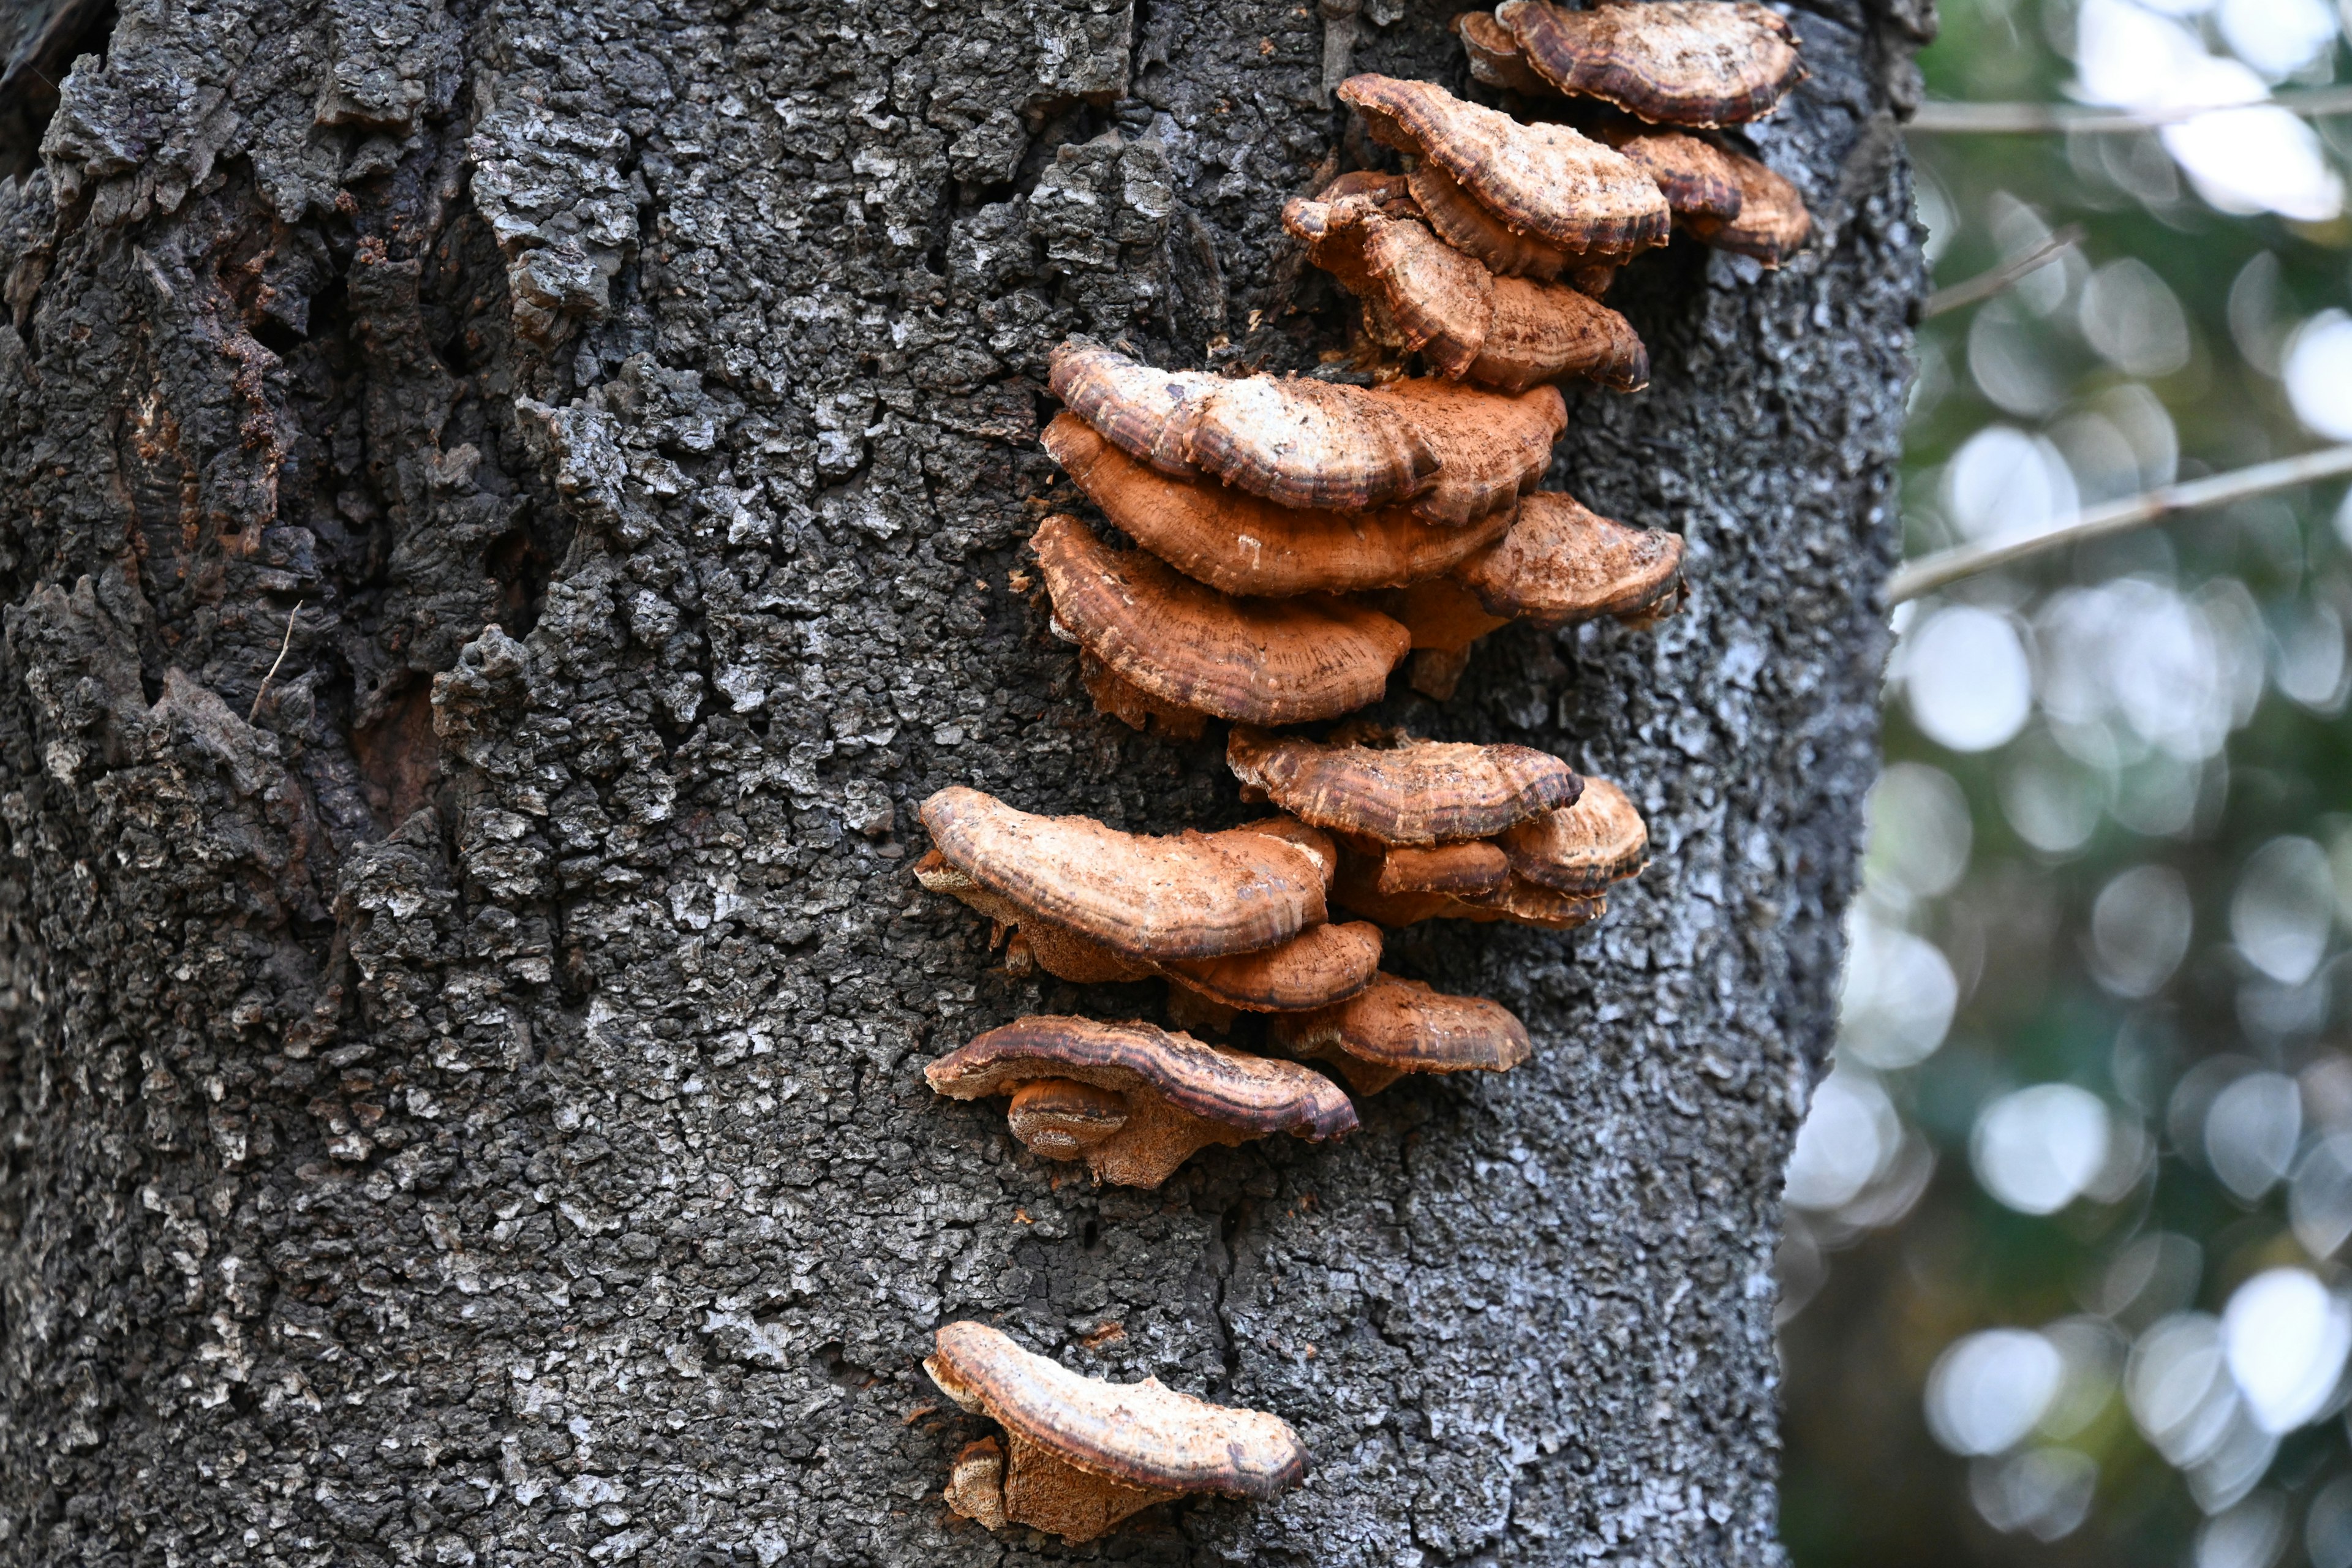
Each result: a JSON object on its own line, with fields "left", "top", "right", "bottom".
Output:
{"left": 925, "top": 1322, "right": 1308, "bottom": 1542}
{"left": 1273, "top": 973, "right": 1532, "bottom": 1093}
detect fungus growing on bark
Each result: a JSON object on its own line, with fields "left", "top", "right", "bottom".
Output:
{"left": 1406, "top": 163, "right": 1574, "bottom": 283}
{"left": 1040, "top": 413, "right": 1514, "bottom": 598}
{"left": 1161, "top": 920, "right": 1387, "bottom": 1013}
{"left": 925, "top": 1321, "right": 1309, "bottom": 1541}
{"left": 1374, "top": 840, "right": 1511, "bottom": 897}
{"left": 1283, "top": 187, "right": 1649, "bottom": 393}
{"left": 1496, "top": 775, "right": 1651, "bottom": 892}
{"left": 1494, "top": 0, "right": 1806, "bottom": 127}
{"left": 1227, "top": 725, "right": 1579, "bottom": 846}
{"left": 1452, "top": 492, "right": 1687, "bottom": 627}
{"left": 1050, "top": 344, "right": 1439, "bottom": 510}
{"left": 926, "top": 1016, "right": 1359, "bottom": 1188}
{"left": 918, "top": 786, "right": 1330, "bottom": 962}
{"left": 1380, "top": 377, "right": 1567, "bottom": 526}
{"left": 1589, "top": 126, "right": 1746, "bottom": 228}
{"left": 1455, "top": 9, "right": 1552, "bottom": 95}
{"left": 1691, "top": 149, "right": 1812, "bottom": 266}
{"left": 1331, "top": 843, "right": 1607, "bottom": 931}
{"left": 1032, "top": 514, "right": 1412, "bottom": 729}
{"left": 1273, "top": 974, "right": 1532, "bottom": 1093}
{"left": 1338, "top": 74, "right": 1672, "bottom": 259}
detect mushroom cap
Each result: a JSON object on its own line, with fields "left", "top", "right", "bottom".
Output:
{"left": 1590, "top": 126, "right": 1746, "bottom": 225}
{"left": 919, "top": 785, "right": 1330, "bottom": 961}
{"left": 1450, "top": 874, "right": 1607, "bottom": 930}
{"left": 1163, "top": 920, "right": 1387, "bottom": 1012}
{"left": 1229, "top": 725, "right": 1581, "bottom": 846}
{"left": 1694, "top": 149, "right": 1812, "bottom": 266}
{"left": 1171, "top": 372, "right": 1443, "bottom": 511}
{"left": 1047, "top": 344, "right": 1223, "bottom": 478}
{"left": 1375, "top": 841, "right": 1510, "bottom": 897}
{"left": 1495, "top": 0, "right": 1806, "bottom": 127}
{"left": 1475, "top": 274, "right": 1649, "bottom": 394}
{"left": 1338, "top": 75, "right": 1670, "bottom": 258}
{"left": 1006, "top": 1079, "right": 1132, "bottom": 1155}
{"left": 1034, "top": 514, "right": 1412, "bottom": 728}
{"left": 1378, "top": 377, "right": 1567, "bottom": 527}
{"left": 926, "top": 1322, "right": 1310, "bottom": 1500}
{"left": 1455, "top": 9, "right": 1553, "bottom": 94}
{"left": 1042, "top": 413, "right": 1513, "bottom": 598}
{"left": 1275, "top": 974, "right": 1532, "bottom": 1075}
{"left": 1332, "top": 840, "right": 1607, "bottom": 929}
{"left": 1408, "top": 162, "right": 1575, "bottom": 283}
{"left": 1496, "top": 775, "right": 1650, "bottom": 892}
{"left": 927, "top": 1017, "right": 1359, "bottom": 1144}
{"left": 1453, "top": 492, "right": 1686, "bottom": 627}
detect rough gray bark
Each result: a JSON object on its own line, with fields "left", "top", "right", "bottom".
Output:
{"left": 0, "top": 0, "right": 1926, "bottom": 1561}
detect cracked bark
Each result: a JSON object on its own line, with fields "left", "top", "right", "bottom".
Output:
{"left": 0, "top": 0, "right": 1928, "bottom": 1562}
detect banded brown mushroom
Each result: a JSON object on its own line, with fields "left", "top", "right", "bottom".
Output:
{"left": 1273, "top": 974, "right": 1532, "bottom": 1093}
{"left": 1455, "top": 8, "right": 1551, "bottom": 96}
{"left": 1593, "top": 125, "right": 1812, "bottom": 267}
{"left": 927, "top": 1321, "right": 1308, "bottom": 1541}
{"left": 1283, "top": 182, "right": 1649, "bottom": 393}
{"left": 1032, "top": 513, "right": 1412, "bottom": 735}
{"left": 925, "top": 1016, "right": 1360, "bottom": 1188}
{"left": 1337, "top": 74, "right": 1671, "bottom": 262}
{"left": 1497, "top": 775, "right": 1651, "bottom": 894}
{"left": 1039, "top": 413, "right": 1516, "bottom": 598}
{"left": 1493, "top": 0, "right": 1807, "bottom": 128}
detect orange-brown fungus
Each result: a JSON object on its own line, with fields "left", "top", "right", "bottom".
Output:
{"left": 918, "top": 785, "right": 1329, "bottom": 962}
{"left": 1273, "top": 973, "right": 1532, "bottom": 1093}
{"left": 1041, "top": 413, "right": 1513, "bottom": 598}
{"left": 1047, "top": 343, "right": 1221, "bottom": 477}
{"left": 1407, "top": 162, "right": 1577, "bottom": 284}
{"left": 1379, "top": 377, "right": 1567, "bottom": 526}
{"left": 1375, "top": 841, "right": 1510, "bottom": 897}
{"left": 1229, "top": 724, "right": 1580, "bottom": 845}
{"left": 926, "top": 1322, "right": 1308, "bottom": 1542}
{"left": 1339, "top": 75, "right": 1671, "bottom": 258}
{"left": 925, "top": 1016, "right": 1359, "bottom": 1188}
{"left": 1455, "top": 9, "right": 1551, "bottom": 94}
{"left": 1333, "top": 839, "right": 1607, "bottom": 930}
{"left": 1453, "top": 491, "right": 1687, "bottom": 628}
{"left": 1496, "top": 0, "right": 1806, "bottom": 127}
{"left": 1033, "top": 514, "right": 1412, "bottom": 728}
{"left": 1161, "top": 920, "right": 1387, "bottom": 1012}
{"left": 1693, "top": 149, "right": 1812, "bottom": 266}
{"left": 1592, "top": 125, "right": 1746, "bottom": 226}
{"left": 1284, "top": 188, "right": 1648, "bottom": 393}
{"left": 1496, "top": 775, "right": 1651, "bottom": 893}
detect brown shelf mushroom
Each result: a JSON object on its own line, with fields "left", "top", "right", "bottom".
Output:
{"left": 1050, "top": 343, "right": 1439, "bottom": 510}
{"left": 1283, "top": 185, "right": 1649, "bottom": 393}
{"left": 1456, "top": 9, "right": 1553, "bottom": 96}
{"left": 1692, "top": 149, "right": 1812, "bottom": 267}
{"left": 926, "top": 1016, "right": 1359, "bottom": 1188}
{"left": 1033, "top": 514, "right": 1412, "bottom": 733}
{"left": 1494, "top": 0, "right": 1807, "bottom": 128}
{"left": 1496, "top": 775, "right": 1651, "bottom": 893}
{"left": 1273, "top": 974, "right": 1531, "bottom": 1093}
{"left": 1040, "top": 413, "right": 1515, "bottom": 598}
{"left": 926, "top": 1322, "right": 1309, "bottom": 1542}
{"left": 1227, "top": 724, "right": 1580, "bottom": 846}
{"left": 1161, "top": 919, "right": 1387, "bottom": 1013}
{"left": 1331, "top": 842, "right": 1607, "bottom": 931}
{"left": 1405, "top": 164, "right": 1577, "bottom": 285}
{"left": 1338, "top": 74, "right": 1671, "bottom": 260}
{"left": 1589, "top": 126, "right": 1746, "bottom": 229}
{"left": 1379, "top": 377, "right": 1567, "bottom": 527}
{"left": 918, "top": 786, "right": 1332, "bottom": 963}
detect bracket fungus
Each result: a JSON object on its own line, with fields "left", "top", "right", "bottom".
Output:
{"left": 1227, "top": 724, "right": 1580, "bottom": 846}
{"left": 1493, "top": 0, "right": 1807, "bottom": 127}
{"left": 1273, "top": 974, "right": 1532, "bottom": 1093}
{"left": 1496, "top": 775, "right": 1651, "bottom": 892}
{"left": 926, "top": 1322, "right": 1309, "bottom": 1542}
{"left": 1040, "top": 413, "right": 1514, "bottom": 598}
{"left": 1694, "top": 148, "right": 1812, "bottom": 267}
{"left": 1033, "top": 514, "right": 1412, "bottom": 732}
{"left": 1047, "top": 345, "right": 1224, "bottom": 478}
{"left": 1592, "top": 126, "right": 1812, "bottom": 266}
{"left": 926, "top": 1016, "right": 1359, "bottom": 1188}
{"left": 1332, "top": 846, "right": 1608, "bottom": 930}
{"left": 1405, "top": 164, "right": 1579, "bottom": 287}
{"left": 1338, "top": 74, "right": 1671, "bottom": 260}
{"left": 1456, "top": 8, "right": 1552, "bottom": 96}
{"left": 1283, "top": 185, "right": 1649, "bottom": 393}
{"left": 918, "top": 785, "right": 1332, "bottom": 962}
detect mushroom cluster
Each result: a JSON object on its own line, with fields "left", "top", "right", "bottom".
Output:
{"left": 909, "top": 2, "right": 1803, "bottom": 1540}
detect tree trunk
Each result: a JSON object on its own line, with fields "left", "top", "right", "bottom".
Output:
{"left": 0, "top": 0, "right": 1928, "bottom": 1561}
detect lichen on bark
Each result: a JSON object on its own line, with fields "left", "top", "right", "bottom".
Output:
{"left": 0, "top": 0, "right": 1928, "bottom": 1562}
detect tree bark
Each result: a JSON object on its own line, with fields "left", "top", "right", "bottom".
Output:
{"left": 0, "top": 0, "right": 1928, "bottom": 1561}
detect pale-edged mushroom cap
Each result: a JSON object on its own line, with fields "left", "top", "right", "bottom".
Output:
{"left": 1453, "top": 491, "right": 1687, "bottom": 627}
{"left": 1591, "top": 125, "right": 1746, "bottom": 225}
{"left": 1284, "top": 194, "right": 1648, "bottom": 395}
{"left": 1035, "top": 514, "right": 1412, "bottom": 728}
{"left": 1229, "top": 723, "right": 1580, "bottom": 846}
{"left": 1171, "top": 372, "right": 1441, "bottom": 511}
{"left": 1455, "top": 9, "right": 1552, "bottom": 94}
{"left": 919, "top": 785, "right": 1329, "bottom": 962}
{"left": 1496, "top": 775, "right": 1650, "bottom": 892}
{"left": 1495, "top": 0, "right": 1806, "bottom": 127}
{"left": 1041, "top": 413, "right": 1514, "bottom": 598}
{"left": 927, "top": 1016, "right": 1360, "bottom": 1187}
{"left": 1273, "top": 973, "right": 1531, "bottom": 1093}
{"left": 925, "top": 1322, "right": 1308, "bottom": 1509}
{"left": 1407, "top": 162, "right": 1575, "bottom": 284}
{"left": 1379, "top": 377, "right": 1567, "bottom": 527}
{"left": 1048, "top": 343, "right": 1223, "bottom": 478}
{"left": 1338, "top": 75, "right": 1671, "bottom": 258}
{"left": 1163, "top": 920, "right": 1386, "bottom": 1012}
{"left": 1693, "top": 149, "right": 1812, "bottom": 266}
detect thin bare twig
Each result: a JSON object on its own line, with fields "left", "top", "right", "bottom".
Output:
{"left": 1921, "top": 225, "right": 2086, "bottom": 320}
{"left": 1887, "top": 446, "right": 2352, "bottom": 606}
{"left": 249, "top": 601, "right": 303, "bottom": 723}
{"left": 1907, "top": 86, "right": 2352, "bottom": 135}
